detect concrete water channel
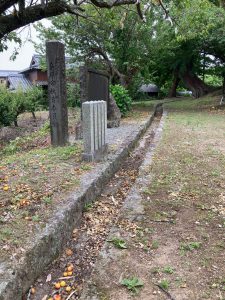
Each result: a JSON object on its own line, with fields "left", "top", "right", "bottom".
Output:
{"left": 30, "top": 112, "right": 163, "bottom": 300}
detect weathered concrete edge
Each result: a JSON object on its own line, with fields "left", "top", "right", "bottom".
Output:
{"left": 0, "top": 105, "right": 160, "bottom": 300}
{"left": 80, "top": 110, "right": 168, "bottom": 300}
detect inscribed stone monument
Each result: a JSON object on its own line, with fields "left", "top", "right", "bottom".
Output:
{"left": 46, "top": 41, "right": 68, "bottom": 146}
{"left": 80, "top": 67, "right": 109, "bottom": 107}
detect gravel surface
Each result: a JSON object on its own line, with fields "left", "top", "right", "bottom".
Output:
{"left": 107, "top": 121, "right": 146, "bottom": 153}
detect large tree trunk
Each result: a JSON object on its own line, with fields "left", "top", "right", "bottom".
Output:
{"left": 32, "top": 111, "right": 36, "bottom": 120}
{"left": 169, "top": 72, "right": 180, "bottom": 97}
{"left": 181, "top": 69, "right": 211, "bottom": 98}
{"left": 222, "top": 75, "right": 225, "bottom": 96}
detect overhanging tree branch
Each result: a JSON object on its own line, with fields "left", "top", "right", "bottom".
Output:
{"left": 0, "top": 0, "right": 143, "bottom": 42}
{"left": 89, "top": 46, "right": 127, "bottom": 85}
{"left": 0, "top": 0, "right": 17, "bottom": 14}
{"left": 158, "top": 0, "right": 169, "bottom": 18}
{"left": 90, "top": 0, "right": 137, "bottom": 8}
{"left": 0, "top": 1, "right": 84, "bottom": 40}
{"left": 136, "top": 1, "right": 143, "bottom": 20}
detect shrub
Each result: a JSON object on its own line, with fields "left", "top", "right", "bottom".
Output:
{"left": 0, "top": 87, "right": 14, "bottom": 126}
{"left": 110, "top": 84, "right": 132, "bottom": 116}
{"left": 67, "top": 82, "right": 80, "bottom": 107}
{"left": 25, "top": 86, "right": 46, "bottom": 111}
{"left": 0, "top": 86, "right": 44, "bottom": 127}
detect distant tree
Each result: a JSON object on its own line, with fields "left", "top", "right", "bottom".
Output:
{"left": 34, "top": 5, "right": 154, "bottom": 91}
{"left": 148, "top": 0, "right": 225, "bottom": 97}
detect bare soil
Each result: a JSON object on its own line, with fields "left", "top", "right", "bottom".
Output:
{"left": 0, "top": 109, "right": 83, "bottom": 262}
{"left": 0, "top": 111, "right": 49, "bottom": 147}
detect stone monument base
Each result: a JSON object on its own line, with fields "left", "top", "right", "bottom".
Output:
{"left": 82, "top": 144, "right": 108, "bottom": 162}
{"left": 107, "top": 93, "right": 121, "bottom": 128}
{"left": 75, "top": 121, "right": 83, "bottom": 140}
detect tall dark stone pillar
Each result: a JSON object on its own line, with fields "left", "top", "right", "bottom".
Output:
{"left": 46, "top": 41, "right": 68, "bottom": 146}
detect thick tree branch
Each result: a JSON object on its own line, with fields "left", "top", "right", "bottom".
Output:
{"left": 157, "top": 0, "right": 178, "bottom": 26}
{"left": 90, "top": 0, "right": 137, "bottom": 8}
{"left": 18, "top": 0, "right": 25, "bottom": 17}
{"left": 89, "top": 46, "right": 127, "bottom": 85}
{"left": 136, "top": 2, "right": 143, "bottom": 20}
{"left": 90, "top": 46, "right": 113, "bottom": 74}
{"left": 0, "top": 1, "right": 84, "bottom": 40}
{"left": 158, "top": 0, "right": 169, "bottom": 18}
{"left": 0, "top": 0, "right": 141, "bottom": 42}
{"left": 0, "top": 0, "right": 17, "bottom": 14}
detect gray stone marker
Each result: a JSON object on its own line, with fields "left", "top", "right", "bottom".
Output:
{"left": 46, "top": 40, "right": 68, "bottom": 146}
{"left": 82, "top": 101, "right": 108, "bottom": 161}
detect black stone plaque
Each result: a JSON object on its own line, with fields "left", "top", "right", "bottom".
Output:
{"left": 80, "top": 66, "right": 109, "bottom": 108}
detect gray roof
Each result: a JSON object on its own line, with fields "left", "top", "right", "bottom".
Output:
{"left": 0, "top": 70, "right": 19, "bottom": 77}
{"left": 30, "top": 54, "right": 41, "bottom": 68}
{"left": 139, "top": 84, "right": 159, "bottom": 93}
{"left": 20, "top": 54, "right": 43, "bottom": 73}
{"left": 20, "top": 54, "right": 74, "bottom": 74}
{"left": 8, "top": 74, "right": 32, "bottom": 92}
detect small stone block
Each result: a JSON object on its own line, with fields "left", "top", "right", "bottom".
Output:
{"left": 82, "top": 100, "right": 107, "bottom": 162}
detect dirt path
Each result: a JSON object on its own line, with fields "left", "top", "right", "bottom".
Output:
{"left": 80, "top": 109, "right": 225, "bottom": 300}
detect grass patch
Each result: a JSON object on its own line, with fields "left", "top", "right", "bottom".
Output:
{"left": 84, "top": 202, "right": 94, "bottom": 212}
{"left": 151, "top": 240, "right": 159, "bottom": 249}
{"left": 1, "top": 121, "right": 50, "bottom": 157}
{"left": 121, "top": 277, "right": 144, "bottom": 294}
{"left": 42, "top": 196, "right": 52, "bottom": 205}
{"left": 158, "top": 279, "right": 170, "bottom": 290}
{"left": 162, "top": 266, "right": 174, "bottom": 274}
{"left": 132, "top": 100, "right": 159, "bottom": 110}
{"left": 107, "top": 237, "right": 127, "bottom": 249}
{"left": 179, "top": 242, "right": 201, "bottom": 254}
{"left": 164, "top": 95, "right": 222, "bottom": 111}
{"left": 134, "top": 94, "right": 225, "bottom": 299}
{"left": 0, "top": 228, "right": 12, "bottom": 238}
{"left": 2, "top": 144, "right": 82, "bottom": 166}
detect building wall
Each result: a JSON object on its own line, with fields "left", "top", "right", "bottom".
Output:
{"left": 27, "top": 70, "right": 38, "bottom": 83}
{"left": 27, "top": 70, "right": 47, "bottom": 83}
{"left": 37, "top": 70, "right": 47, "bottom": 81}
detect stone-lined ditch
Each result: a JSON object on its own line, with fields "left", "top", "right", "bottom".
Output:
{"left": 29, "top": 115, "right": 162, "bottom": 300}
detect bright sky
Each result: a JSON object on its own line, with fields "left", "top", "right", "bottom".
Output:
{"left": 0, "top": 20, "right": 50, "bottom": 71}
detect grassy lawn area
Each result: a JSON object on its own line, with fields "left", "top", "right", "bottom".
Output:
{"left": 140, "top": 95, "right": 225, "bottom": 299}
{"left": 141, "top": 96, "right": 225, "bottom": 299}
{"left": 84, "top": 94, "right": 225, "bottom": 300}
